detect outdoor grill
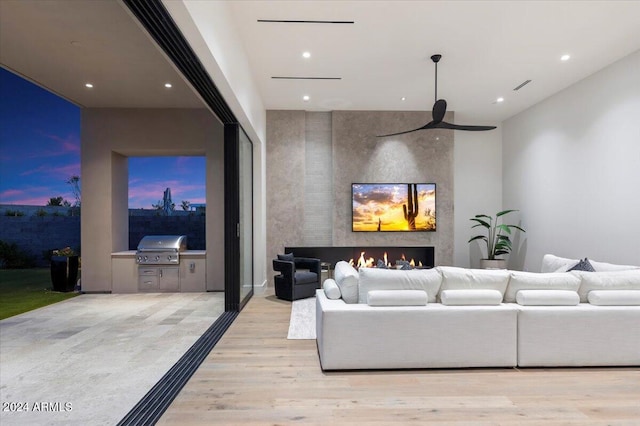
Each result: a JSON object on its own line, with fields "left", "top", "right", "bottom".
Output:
{"left": 135, "top": 235, "right": 187, "bottom": 265}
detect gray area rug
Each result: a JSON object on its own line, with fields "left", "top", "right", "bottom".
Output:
{"left": 287, "top": 296, "right": 316, "bottom": 339}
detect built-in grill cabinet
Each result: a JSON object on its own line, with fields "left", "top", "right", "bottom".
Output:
{"left": 135, "top": 235, "right": 186, "bottom": 292}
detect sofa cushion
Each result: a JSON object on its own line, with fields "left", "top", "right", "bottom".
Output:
{"left": 575, "top": 269, "right": 640, "bottom": 302}
{"left": 357, "top": 267, "right": 442, "bottom": 303}
{"left": 516, "top": 290, "right": 580, "bottom": 306}
{"left": 333, "top": 261, "right": 359, "bottom": 304}
{"left": 438, "top": 266, "right": 510, "bottom": 299}
{"left": 367, "top": 290, "right": 428, "bottom": 306}
{"left": 588, "top": 290, "right": 640, "bottom": 306}
{"left": 322, "top": 279, "right": 342, "bottom": 300}
{"left": 295, "top": 270, "right": 318, "bottom": 284}
{"left": 541, "top": 254, "right": 579, "bottom": 273}
{"left": 589, "top": 259, "right": 640, "bottom": 272}
{"left": 504, "top": 271, "right": 580, "bottom": 303}
{"left": 567, "top": 258, "right": 595, "bottom": 272}
{"left": 440, "top": 289, "right": 503, "bottom": 306}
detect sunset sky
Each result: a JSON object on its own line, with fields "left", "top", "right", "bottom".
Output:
{"left": 0, "top": 68, "right": 206, "bottom": 209}
{"left": 352, "top": 183, "right": 436, "bottom": 232}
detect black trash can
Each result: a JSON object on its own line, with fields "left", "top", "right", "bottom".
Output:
{"left": 51, "top": 256, "right": 79, "bottom": 292}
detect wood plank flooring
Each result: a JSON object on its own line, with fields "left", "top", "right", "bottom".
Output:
{"left": 158, "top": 291, "right": 640, "bottom": 425}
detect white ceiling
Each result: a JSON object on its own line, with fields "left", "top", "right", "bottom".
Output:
{"left": 1, "top": 0, "right": 639, "bottom": 125}
{"left": 0, "top": 0, "right": 203, "bottom": 108}
{"left": 227, "top": 0, "right": 640, "bottom": 122}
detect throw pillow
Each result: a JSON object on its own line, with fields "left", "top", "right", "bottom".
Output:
{"left": 440, "top": 289, "right": 503, "bottom": 306}
{"left": 515, "top": 290, "right": 580, "bottom": 306}
{"left": 588, "top": 290, "right": 640, "bottom": 306}
{"left": 322, "top": 279, "right": 342, "bottom": 300}
{"left": 567, "top": 258, "right": 595, "bottom": 272}
{"left": 277, "top": 253, "right": 295, "bottom": 262}
{"left": 333, "top": 261, "right": 359, "bottom": 304}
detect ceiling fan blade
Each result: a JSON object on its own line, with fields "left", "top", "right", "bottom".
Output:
{"left": 432, "top": 99, "right": 447, "bottom": 123}
{"left": 376, "top": 122, "right": 435, "bottom": 137}
{"left": 435, "top": 121, "right": 497, "bottom": 131}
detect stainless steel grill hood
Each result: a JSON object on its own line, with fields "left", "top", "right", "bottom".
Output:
{"left": 136, "top": 235, "right": 187, "bottom": 265}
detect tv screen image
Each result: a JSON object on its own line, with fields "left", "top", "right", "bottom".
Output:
{"left": 352, "top": 183, "right": 436, "bottom": 232}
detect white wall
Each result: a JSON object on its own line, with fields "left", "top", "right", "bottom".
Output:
{"left": 503, "top": 50, "right": 640, "bottom": 272}
{"left": 454, "top": 118, "right": 503, "bottom": 268}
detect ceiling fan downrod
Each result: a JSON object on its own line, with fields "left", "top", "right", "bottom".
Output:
{"left": 431, "top": 54, "right": 441, "bottom": 102}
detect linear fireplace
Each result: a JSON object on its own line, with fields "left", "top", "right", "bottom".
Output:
{"left": 284, "top": 246, "right": 435, "bottom": 269}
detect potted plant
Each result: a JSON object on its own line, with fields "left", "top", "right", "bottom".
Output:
{"left": 50, "top": 246, "right": 79, "bottom": 292}
{"left": 468, "top": 210, "right": 525, "bottom": 269}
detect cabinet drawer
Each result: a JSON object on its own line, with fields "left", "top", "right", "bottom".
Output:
{"left": 138, "top": 275, "right": 159, "bottom": 291}
{"left": 138, "top": 268, "right": 159, "bottom": 277}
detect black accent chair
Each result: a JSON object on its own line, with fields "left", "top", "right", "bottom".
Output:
{"left": 273, "top": 254, "right": 321, "bottom": 301}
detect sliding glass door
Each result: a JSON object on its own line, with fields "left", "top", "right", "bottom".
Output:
{"left": 224, "top": 123, "right": 253, "bottom": 311}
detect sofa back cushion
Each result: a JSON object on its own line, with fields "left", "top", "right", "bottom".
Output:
{"left": 505, "top": 271, "right": 581, "bottom": 303}
{"left": 333, "top": 261, "right": 359, "bottom": 304}
{"left": 358, "top": 267, "right": 442, "bottom": 303}
{"left": 437, "top": 266, "right": 510, "bottom": 300}
{"left": 367, "top": 290, "right": 428, "bottom": 306}
{"left": 541, "top": 254, "right": 579, "bottom": 273}
{"left": 589, "top": 259, "right": 640, "bottom": 272}
{"left": 574, "top": 269, "right": 640, "bottom": 302}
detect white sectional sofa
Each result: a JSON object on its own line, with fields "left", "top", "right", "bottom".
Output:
{"left": 316, "top": 255, "right": 640, "bottom": 370}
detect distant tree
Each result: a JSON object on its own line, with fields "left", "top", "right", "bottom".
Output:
{"left": 46, "top": 196, "right": 69, "bottom": 207}
{"left": 181, "top": 200, "right": 191, "bottom": 211}
{"left": 66, "top": 175, "right": 81, "bottom": 207}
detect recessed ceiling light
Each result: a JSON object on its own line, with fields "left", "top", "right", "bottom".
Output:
{"left": 85, "top": 83, "right": 93, "bottom": 88}
{"left": 561, "top": 54, "right": 571, "bottom": 61}
{"left": 302, "top": 51, "right": 311, "bottom": 59}
{"left": 496, "top": 97, "right": 504, "bottom": 103}
{"left": 401, "top": 97, "right": 406, "bottom": 101}
{"left": 303, "top": 95, "right": 310, "bottom": 102}
{"left": 164, "top": 83, "right": 172, "bottom": 88}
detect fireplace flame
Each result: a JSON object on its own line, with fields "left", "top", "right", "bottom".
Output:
{"left": 409, "top": 258, "right": 415, "bottom": 267}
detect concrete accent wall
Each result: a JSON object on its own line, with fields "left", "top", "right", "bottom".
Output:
{"left": 303, "top": 112, "right": 333, "bottom": 245}
{"left": 81, "top": 108, "right": 224, "bottom": 292}
{"left": 266, "top": 110, "right": 306, "bottom": 272}
{"left": 266, "top": 109, "right": 455, "bottom": 282}
{"left": 503, "top": 50, "right": 640, "bottom": 271}
{"left": 332, "top": 111, "right": 454, "bottom": 266}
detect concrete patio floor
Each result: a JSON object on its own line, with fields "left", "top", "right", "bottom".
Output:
{"left": 0, "top": 292, "right": 224, "bottom": 426}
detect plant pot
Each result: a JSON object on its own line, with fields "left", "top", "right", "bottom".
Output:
{"left": 480, "top": 259, "right": 507, "bottom": 270}
{"left": 51, "top": 255, "right": 79, "bottom": 292}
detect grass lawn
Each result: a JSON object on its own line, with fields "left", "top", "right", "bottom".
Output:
{"left": 0, "top": 268, "right": 79, "bottom": 320}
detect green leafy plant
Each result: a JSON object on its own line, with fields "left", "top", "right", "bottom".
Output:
{"left": 468, "top": 210, "right": 525, "bottom": 260}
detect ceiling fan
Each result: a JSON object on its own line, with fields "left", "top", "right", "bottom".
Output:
{"left": 377, "top": 54, "right": 496, "bottom": 137}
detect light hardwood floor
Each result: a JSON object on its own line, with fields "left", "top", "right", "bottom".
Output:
{"left": 159, "top": 291, "right": 640, "bottom": 425}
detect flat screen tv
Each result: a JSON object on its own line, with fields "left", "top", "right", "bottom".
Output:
{"left": 352, "top": 183, "right": 436, "bottom": 232}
